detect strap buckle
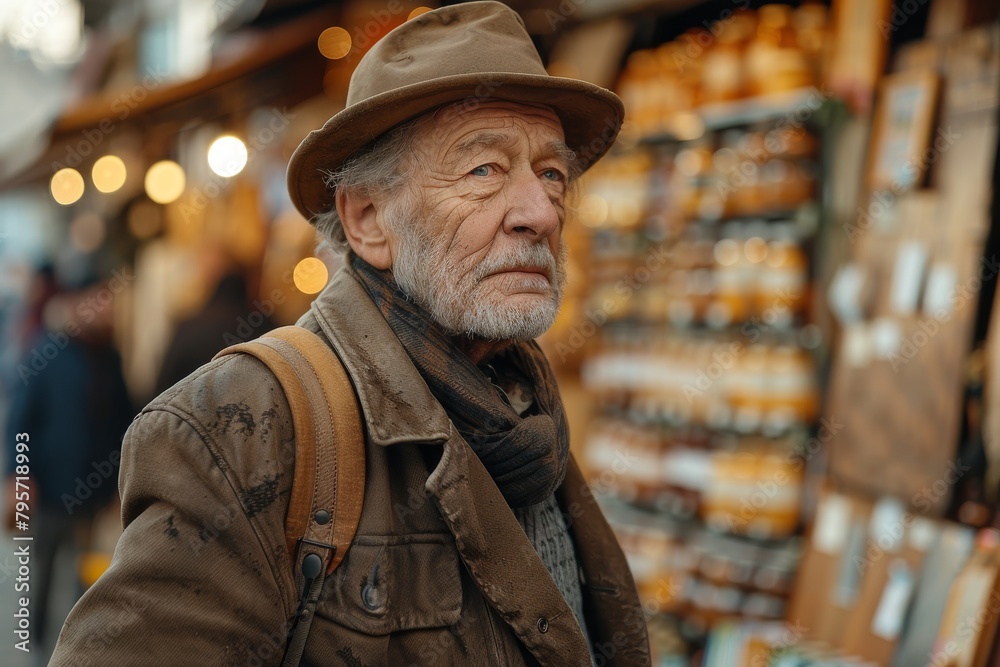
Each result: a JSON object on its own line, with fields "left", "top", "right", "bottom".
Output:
{"left": 291, "top": 538, "right": 339, "bottom": 621}
{"left": 293, "top": 537, "right": 338, "bottom": 565}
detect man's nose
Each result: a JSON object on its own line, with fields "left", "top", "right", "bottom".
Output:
{"left": 501, "top": 168, "right": 561, "bottom": 240}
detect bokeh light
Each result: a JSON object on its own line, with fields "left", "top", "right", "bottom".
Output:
{"left": 318, "top": 26, "right": 352, "bottom": 59}
{"left": 744, "top": 237, "right": 769, "bottom": 263}
{"left": 50, "top": 168, "right": 85, "bottom": 205}
{"left": 207, "top": 135, "right": 248, "bottom": 177}
{"left": 92, "top": 155, "right": 127, "bottom": 193}
{"left": 577, "top": 194, "right": 609, "bottom": 228}
{"left": 408, "top": 7, "right": 434, "bottom": 20}
{"left": 144, "top": 160, "right": 186, "bottom": 204}
{"left": 293, "top": 257, "right": 329, "bottom": 294}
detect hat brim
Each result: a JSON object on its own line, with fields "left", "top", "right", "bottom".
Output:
{"left": 287, "top": 72, "right": 624, "bottom": 220}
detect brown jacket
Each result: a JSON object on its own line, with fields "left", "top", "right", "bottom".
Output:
{"left": 50, "top": 269, "right": 650, "bottom": 667}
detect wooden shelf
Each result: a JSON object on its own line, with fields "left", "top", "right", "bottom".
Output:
{"left": 641, "top": 88, "right": 831, "bottom": 144}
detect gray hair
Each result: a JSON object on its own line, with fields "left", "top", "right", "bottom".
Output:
{"left": 313, "top": 116, "right": 427, "bottom": 253}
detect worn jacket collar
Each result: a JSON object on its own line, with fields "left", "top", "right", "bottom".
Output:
{"left": 300, "top": 267, "right": 453, "bottom": 446}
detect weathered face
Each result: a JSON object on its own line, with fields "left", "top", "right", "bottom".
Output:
{"left": 383, "top": 100, "right": 573, "bottom": 341}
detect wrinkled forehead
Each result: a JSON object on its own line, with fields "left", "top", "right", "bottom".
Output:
{"left": 421, "top": 99, "right": 566, "bottom": 146}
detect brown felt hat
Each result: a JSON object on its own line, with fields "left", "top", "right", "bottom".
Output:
{"left": 286, "top": 0, "right": 624, "bottom": 221}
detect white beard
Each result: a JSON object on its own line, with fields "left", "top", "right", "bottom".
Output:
{"left": 386, "top": 200, "right": 568, "bottom": 341}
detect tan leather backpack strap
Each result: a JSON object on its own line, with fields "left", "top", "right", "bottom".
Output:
{"left": 263, "top": 326, "right": 366, "bottom": 573}
{"left": 214, "top": 326, "right": 366, "bottom": 574}
{"left": 215, "top": 325, "right": 365, "bottom": 667}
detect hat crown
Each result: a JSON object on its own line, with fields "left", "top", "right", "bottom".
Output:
{"left": 347, "top": 1, "right": 548, "bottom": 107}
{"left": 287, "top": 1, "right": 623, "bottom": 220}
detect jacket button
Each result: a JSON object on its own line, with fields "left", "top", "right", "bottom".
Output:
{"left": 362, "top": 584, "right": 378, "bottom": 610}
{"left": 536, "top": 617, "right": 549, "bottom": 633}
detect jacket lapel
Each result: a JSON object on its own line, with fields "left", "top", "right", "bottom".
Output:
{"left": 558, "top": 459, "right": 651, "bottom": 665}
{"left": 425, "top": 431, "right": 593, "bottom": 666}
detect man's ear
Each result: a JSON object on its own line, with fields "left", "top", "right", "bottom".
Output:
{"left": 337, "top": 187, "right": 393, "bottom": 269}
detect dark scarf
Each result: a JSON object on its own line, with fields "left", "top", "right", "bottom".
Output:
{"left": 348, "top": 253, "right": 569, "bottom": 508}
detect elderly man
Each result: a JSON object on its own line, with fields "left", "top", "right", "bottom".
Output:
{"left": 50, "top": 2, "right": 650, "bottom": 665}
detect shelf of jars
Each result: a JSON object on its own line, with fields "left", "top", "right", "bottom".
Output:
{"left": 579, "top": 117, "right": 827, "bottom": 490}
{"left": 567, "top": 5, "right": 838, "bottom": 662}
{"left": 575, "top": 93, "right": 831, "bottom": 665}
{"left": 599, "top": 492, "right": 803, "bottom": 663}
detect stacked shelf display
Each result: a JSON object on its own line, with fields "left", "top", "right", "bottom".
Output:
{"left": 557, "top": 2, "right": 1000, "bottom": 664}
{"left": 576, "top": 90, "right": 836, "bottom": 661}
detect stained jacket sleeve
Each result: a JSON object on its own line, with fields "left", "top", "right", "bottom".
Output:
{"left": 50, "top": 356, "right": 299, "bottom": 667}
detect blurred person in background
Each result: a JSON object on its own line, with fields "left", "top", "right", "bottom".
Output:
{"left": 0, "top": 264, "right": 59, "bottom": 475}
{"left": 155, "top": 248, "right": 274, "bottom": 395}
{"left": 12, "top": 265, "right": 59, "bottom": 352}
{"left": 50, "top": 3, "right": 649, "bottom": 665}
{"left": 4, "top": 273, "right": 134, "bottom": 658}
{"left": 0, "top": 265, "right": 59, "bottom": 384}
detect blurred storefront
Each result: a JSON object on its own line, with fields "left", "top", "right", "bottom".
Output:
{"left": 0, "top": 0, "right": 999, "bottom": 665}
{"left": 544, "top": 0, "right": 1000, "bottom": 665}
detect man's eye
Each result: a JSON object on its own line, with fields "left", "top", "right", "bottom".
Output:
{"left": 471, "top": 165, "right": 492, "bottom": 177}
{"left": 542, "top": 168, "right": 564, "bottom": 182}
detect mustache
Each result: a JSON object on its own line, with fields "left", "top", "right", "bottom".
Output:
{"left": 474, "top": 244, "right": 557, "bottom": 281}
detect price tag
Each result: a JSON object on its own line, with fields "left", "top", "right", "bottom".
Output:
{"left": 870, "top": 497, "right": 907, "bottom": 553}
{"left": 813, "top": 493, "right": 850, "bottom": 554}
{"left": 843, "top": 324, "right": 872, "bottom": 368}
{"left": 871, "top": 318, "right": 902, "bottom": 359}
{"left": 923, "top": 264, "right": 958, "bottom": 318}
{"left": 890, "top": 242, "right": 928, "bottom": 315}
{"left": 829, "top": 263, "right": 866, "bottom": 324}
{"left": 872, "top": 560, "right": 915, "bottom": 640}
